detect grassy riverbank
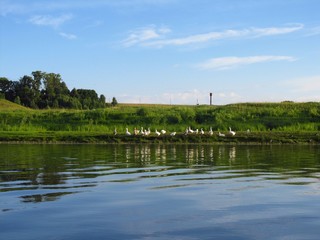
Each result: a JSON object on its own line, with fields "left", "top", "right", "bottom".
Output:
{"left": 1, "top": 99, "right": 320, "bottom": 144}
{"left": 0, "top": 130, "right": 319, "bottom": 144}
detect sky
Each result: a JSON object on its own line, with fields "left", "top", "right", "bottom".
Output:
{"left": 1, "top": 0, "right": 320, "bottom": 105}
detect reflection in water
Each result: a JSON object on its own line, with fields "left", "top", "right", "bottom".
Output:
{"left": 1, "top": 144, "right": 320, "bottom": 240}
{"left": 1, "top": 144, "right": 320, "bottom": 205}
{"left": 20, "top": 192, "right": 76, "bottom": 203}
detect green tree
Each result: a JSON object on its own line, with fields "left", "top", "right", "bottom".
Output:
{"left": 0, "top": 77, "right": 10, "bottom": 93}
{"left": 111, "top": 97, "right": 118, "bottom": 107}
{"left": 42, "top": 73, "right": 69, "bottom": 108}
{"left": 16, "top": 75, "right": 35, "bottom": 107}
{"left": 99, "top": 94, "right": 106, "bottom": 108}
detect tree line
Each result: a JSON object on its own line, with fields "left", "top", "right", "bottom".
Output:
{"left": 0, "top": 71, "right": 117, "bottom": 109}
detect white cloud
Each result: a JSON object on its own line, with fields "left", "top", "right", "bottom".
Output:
{"left": 251, "top": 24, "right": 303, "bottom": 37}
{"left": 283, "top": 75, "right": 320, "bottom": 92}
{"left": 122, "top": 25, "right": 171, "bottom": 47}
{"left": 196, "top": 55, "right": 297, "bottom": 70}
{"left": 59, "top": 32, "right": 77, "bottom": 40}
{"left": 146, "top": 29, "right": 248, "bottom": 47}
{"left": 125, "top": 24, "right": 303, "bottom": 48}
{"left": 29, "top": 14, "right": 73, "bottom": 28}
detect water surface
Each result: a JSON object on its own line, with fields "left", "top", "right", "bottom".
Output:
{"left": 1, "top": 144, "right": 320, "bottom": 239}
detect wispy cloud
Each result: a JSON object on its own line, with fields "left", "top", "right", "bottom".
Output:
{"left": 29, "top": 14, "right": 73, "bottom": 28}
{"left": 284, "top": 75, "right": 320, "bottom": 92}
{"left": 124, "top": 24, "right": 303, "bottom": 48}
{"left": 196, "top": 55, "right": 297, "bottom": 70}
{"left": 251, "top": 24, "right": 303, "bottom": 37}
{"left": 59, "top": 32, "right": 77, "bottom": 40}
{"left": 122, "top": 25, "right": 171, "bottom": 47}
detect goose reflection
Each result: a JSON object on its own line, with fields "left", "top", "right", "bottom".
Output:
{"left": 229, "top": 146, "right": 236, "bottom": 162}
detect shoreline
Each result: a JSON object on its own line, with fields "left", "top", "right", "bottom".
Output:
{"left": 1, "top": 131, "right": 319, "bottom": 145}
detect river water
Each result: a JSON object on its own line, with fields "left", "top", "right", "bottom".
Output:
{"left": 1, "top": 144, "right": 320, "bottom": 240}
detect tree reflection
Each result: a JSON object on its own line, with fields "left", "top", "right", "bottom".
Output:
{"left": 1, "top": 144, "right": 320, "bottom": 205}
{"left": 20, "top": 192, "right": 76, "bottom": 203}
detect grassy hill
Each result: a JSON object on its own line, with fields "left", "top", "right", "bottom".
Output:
{"left": 0, "top": 99, "right": 29, "bottom": 111}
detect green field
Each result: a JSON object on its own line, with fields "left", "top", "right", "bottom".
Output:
{"left": 1, "top": 99, "right": 320, "bottom": 143}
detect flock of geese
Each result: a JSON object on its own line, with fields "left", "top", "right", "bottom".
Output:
{"left": 114, "top": 127, "right": 237, "bottom": 137}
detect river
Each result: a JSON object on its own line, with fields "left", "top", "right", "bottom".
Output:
{"left": 1, "top": 144, "right": 320, "bottom": 239}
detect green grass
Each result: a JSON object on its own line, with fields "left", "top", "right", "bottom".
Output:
{"left": 0, "top": 99, "right": 29, "bottom": 111}
{"left": 1, "top": 99, "right": 320, "bottom": 143}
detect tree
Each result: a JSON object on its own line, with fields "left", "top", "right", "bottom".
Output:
{"left": 0, "top": 77, "right": 16, "bottom": 101}
{"left": 0, "top": 77, "right": 10, "bottom": 93}
{"left": 16, "top": 75, "right": 35, "bottom": 107}
{"left": 1, "top": 71, "right": 108, "bottom": 109}
{"left": 99, "top": 94, "right": 106, "bottom": 107}
{"left": 111, "top": 97, "right": 118, "bottom": 107}
{"left": 0, "top": 77, "right": 10, "bottom": 99}
{"left": 42, "top": 73, "right": 69, "bottom": 108}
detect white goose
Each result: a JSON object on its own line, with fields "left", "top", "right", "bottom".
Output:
{"left": 208, "top": 127, "right": 213, "bottom": 136}
{"left": 170, "top": 132, "right": 176, "bottom": 136}
{"left": 229, "top": 127, "right": 236, "bottom": 136}
{"left": 218, "top": 132, "right": 225, "bottom": 137}
{"left": 161, "top": 129, "right": 166, "bottom": 135}
{"left": 155, "top": 129, "right": 161, "bottom": 136}
{"left": 125, "top": 128, "right": 131, "bottom": 136}
{"left": 200, "top": 128, "right": 204, "bottom": 135}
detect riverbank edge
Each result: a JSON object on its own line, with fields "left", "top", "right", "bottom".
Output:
{"left": 1, "top": 131, "right": 319, "bottom": 145}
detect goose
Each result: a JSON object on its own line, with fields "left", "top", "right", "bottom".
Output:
{"left": 170, "top": 132, "right": 176, "bottom": 136}
{"left": 144, "top": 129, "right": 149, "bottom": 136}
{"left": 185, "top": 128, "right": 189, "bottom": 135}
{"left": 155, "top": 129, "right": 161, "bottom": 136}
{"left": 140, "top": 127, "right": 144, "bottom": 135}
{"left": 114, "top": 128, "right": 117, "bottom": 135}
{"left": 125, "top": 128, "right": 131, "bottom": 136}
{"left": 188, "top": 127, "right": 194, "bottom": 134}
{"left": 218, "top": 132, "right": 225, "bottom": 137}
{"left": 195, "top": 129, "right": 199, "bottom": 134}
{"left": 208, "top": 127, "right": 213, "bottom": 136}
{"left": 161, "top": 129, "right": 166, "bottom": 134}
{"left": 134, "top": 127, "right": 139, "bottom": 135}
{"left": 229, "top": 127, "right": 236, "bottom": 136}
{"left": 200, "top": 128, "right": 205, "bottom": 135}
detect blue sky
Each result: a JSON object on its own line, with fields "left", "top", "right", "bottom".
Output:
{"left": 1, "top": 0, "right": 320, "bottom": 105}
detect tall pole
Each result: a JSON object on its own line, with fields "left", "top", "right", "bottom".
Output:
{"left": 209, "top": 92, "right": 212, "bottom": 105}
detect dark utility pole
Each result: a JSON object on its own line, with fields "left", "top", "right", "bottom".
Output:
{"left": 209, "top": 92, "right": 212, "bottom": 105}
